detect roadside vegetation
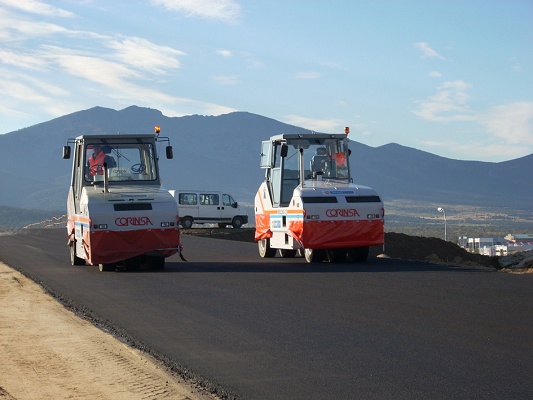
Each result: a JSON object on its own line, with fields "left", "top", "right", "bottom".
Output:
{"left": 0, "top": 206, "right": 65, "bottom": 230}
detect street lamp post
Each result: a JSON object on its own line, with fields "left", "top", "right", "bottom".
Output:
{"left": 437, "top": 207, "right": 447, "bottom": 241}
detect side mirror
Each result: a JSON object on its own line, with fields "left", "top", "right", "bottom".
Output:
{"left": 280, "top": 144, "right": 288, "bottom": 157}
{"left": 166, "top": 146, "right": 173, "bottom": 159}
{"left": 62, "top": 146, "right": 71, "bottom": 159}
{"left": 232, "top": 202, "right": 238, "bottom": 208}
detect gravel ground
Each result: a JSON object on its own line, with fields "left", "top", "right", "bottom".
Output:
{"left": 0, "top": 262, "right": 218, "bottom": 400}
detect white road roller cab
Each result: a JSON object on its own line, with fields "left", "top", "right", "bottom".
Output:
{"left": 254, "top": 128, "right": 384, "bottom": 263}
{"left": 62, "top": 127, "right": 183, "bottom": 271}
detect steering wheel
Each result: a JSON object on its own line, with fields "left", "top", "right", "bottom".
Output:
{"left": 88, "top": 164, "right": 104, "bottom": 175}
{"left": 131, "top": 163, "right": 146, "bottom": 173}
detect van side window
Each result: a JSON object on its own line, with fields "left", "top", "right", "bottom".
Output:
{"left": 223, "top": 194, "right": 234, "bottom": 206}
{"left": 179, "top": 193, "right": 197, "bottom": 205}
{"left": 200, "top": 194, "right": 219, "bottom": 205}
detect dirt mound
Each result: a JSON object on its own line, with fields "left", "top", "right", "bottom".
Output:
{"left": 381, "top": 232, "right": 500, "bottom": 268}
{"left": 181, "top": 228, "right": 500, "bottom": 269}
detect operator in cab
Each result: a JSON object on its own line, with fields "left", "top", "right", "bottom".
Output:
{"left": 86, "top": 144, "right": 116, "bottom": 178}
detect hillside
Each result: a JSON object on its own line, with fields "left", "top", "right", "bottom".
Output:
{"left": 0, "top": 105, "right": 531, "bottom": 235}
{"left": 0, "top": 206, "right": 65, "bottom": 230}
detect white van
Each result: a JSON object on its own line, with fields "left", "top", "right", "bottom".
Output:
{"left": 170, "top": 190, "right": 249, "bottom": 229}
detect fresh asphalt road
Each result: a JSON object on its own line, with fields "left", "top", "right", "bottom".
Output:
{"left": 0, "top": 229, "right": 532, "bottom": 400}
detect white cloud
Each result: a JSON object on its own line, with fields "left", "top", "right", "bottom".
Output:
{"left": 413, "top": 80, "right": 474, "bottom": 122}
{"left": 217, "top": 49, "right": 232, "bottom": 57}
{"left": 508, "top": 57, "right": 522, "bottom": 73}
{"left": 421, "top": 138, "right": 529, "bottom": 161}
{"left": 0, "top": 78, "right": 50, "bottom": 102}
{"left": 153, "top": 99, "right": 237, "bottom": 118}
{"left": 0, "top": 103, "right": 30, "bottom": 118}
{"left": 0, "top": 8, "right": 68, "bottom": 41}
{"left": 6, "top": 68, "right": 70, "bottom": 97}
{"left": 283, "top": 114, "right": 342, "bottom": 132}
{"left": 428, "top": 71, "right": 442, "bottom": 78}
{"left": 187, "top": 101, "right": 236, "bottom": 116}
{"left": 31, "top": 45, "right": 234, "bottom": 115}
{"left": 149, "top": 0, "right": 241, "bottom": 23}
{"left": 480, "top": 102, "right": 533, "bottom": 145}
{"left": 414, "top": 42, "right": 446, "bottom": 60}
{"left": 418, "top": 100, "right": 533, "bottom": 160}
{"left": 0, "top": 49, "right": 48, "bottom": 70}
{"left": 0, "top": 0, "right": 74, "bottom": 17}
{"left": 296, "top": 71, "right": 321, "bottom": 80}
{"left": 107, "top": 37, "right": 185, "bottom": 74}
{"left": 213, "top": 75, "right": 239, "bottom": 85}
{"left": 320, "top": 61, "right": 347, "bottom": 71}
{"left": 454, "top": 142, "right": 530, "bottom": 160}
{"left": 42, "top": 46, "right": 141, "bottom": 87}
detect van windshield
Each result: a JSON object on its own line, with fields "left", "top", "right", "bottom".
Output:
{"left": 84, "top": 142, "right": 157, "bottom": 183}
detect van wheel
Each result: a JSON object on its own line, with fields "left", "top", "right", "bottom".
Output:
{"left": 181, "top": 217, "right": 193, "bottom": 229}
{"left": 231, "top": 217, "right": 243, "bottom": 229}
{"left": 99, "top": 263, "right": 115, "bottom": 272}
{"left": 304, "top": 248, "right": 324, "bottom": 263}
{"left": 258, "top": 238, "right": 276, "bottom": 258}
{"left": 70, "top": 242, "right": 85, "bottom": 266}
{"left": 348, "top": 246, "right": 369, "bottom": 263}
{"left": 278, "top": 249, "right": 296, "bottom": 258}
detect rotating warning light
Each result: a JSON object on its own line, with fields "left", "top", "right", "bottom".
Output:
{"left": 344, "top": 126, "right": 350, "bottom": 135}
{"left": 155, "top": 125, "right": 161, "bottom": 135}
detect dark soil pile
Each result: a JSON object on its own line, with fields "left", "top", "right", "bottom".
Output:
{"left": 181, "top": 228, "right": 500, "bottom": 269}
{"left": 380, "top": 232, "right": 500, "bottom": 268}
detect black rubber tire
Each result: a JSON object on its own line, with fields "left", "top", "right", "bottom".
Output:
{"left": 70, "top": 242, "right": 85, "bottom": 266}
{"left": 98, "top": 263, "right": 115, "bottom": 272}
{"left": 148, "top": 256, "right": 165, "bottom": 270}
{"left": 258, "top": 238, "right": 276, "bottom": 258}
{"left": 231, "top": 217, "right": 243, "bottom": 229}
{"left": 304, "top": 248, "right": 324, "bottom": 263}
{"left": 123, "top": 257, "right": 141, "bottom": 271}
{"left": 278, "top": 249, "right": 297, "bottom": 258}
{"left": 326, "top": 249, "right": 347, "bottom": 263}
{"left": 348, "top": 246, "right": 369, "bottom": 263}
{"left": 181, "top": 216, "right": 193, "bottom": 229}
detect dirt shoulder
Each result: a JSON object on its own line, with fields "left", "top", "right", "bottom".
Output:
{"left": 0, "top": 261, "right": 217, "bottom": 400}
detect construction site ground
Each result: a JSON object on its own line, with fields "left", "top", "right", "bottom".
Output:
{"left": 1, "top": 228, "right": 530, "bottom": 400}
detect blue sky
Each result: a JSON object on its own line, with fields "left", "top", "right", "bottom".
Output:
{"left": 0, "top": 0, "right": 532, "bottom": 162}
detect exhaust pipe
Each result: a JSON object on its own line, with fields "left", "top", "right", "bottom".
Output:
{"left": 103, "top": 162, "right": 109, "bottom": 193}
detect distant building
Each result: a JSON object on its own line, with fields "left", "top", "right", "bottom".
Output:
{"left": 504, "top": 233, "right": 533, "bottom": 242}
{"left": 462, "top": 234, "right": 533, "bottom": 256}
{"left": 504, "top": 234, "right": 533, "bottom": 254}
{"left": 466, "top": 237, "right": 507, "bottom": 256}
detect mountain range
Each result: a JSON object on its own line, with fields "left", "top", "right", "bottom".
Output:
{"left": 0, "top": 106, "right": 531, "bottom": 227}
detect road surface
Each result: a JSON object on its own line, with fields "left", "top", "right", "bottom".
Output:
{"left": 0, "top": 228, "right": 532, "bottom": 399}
